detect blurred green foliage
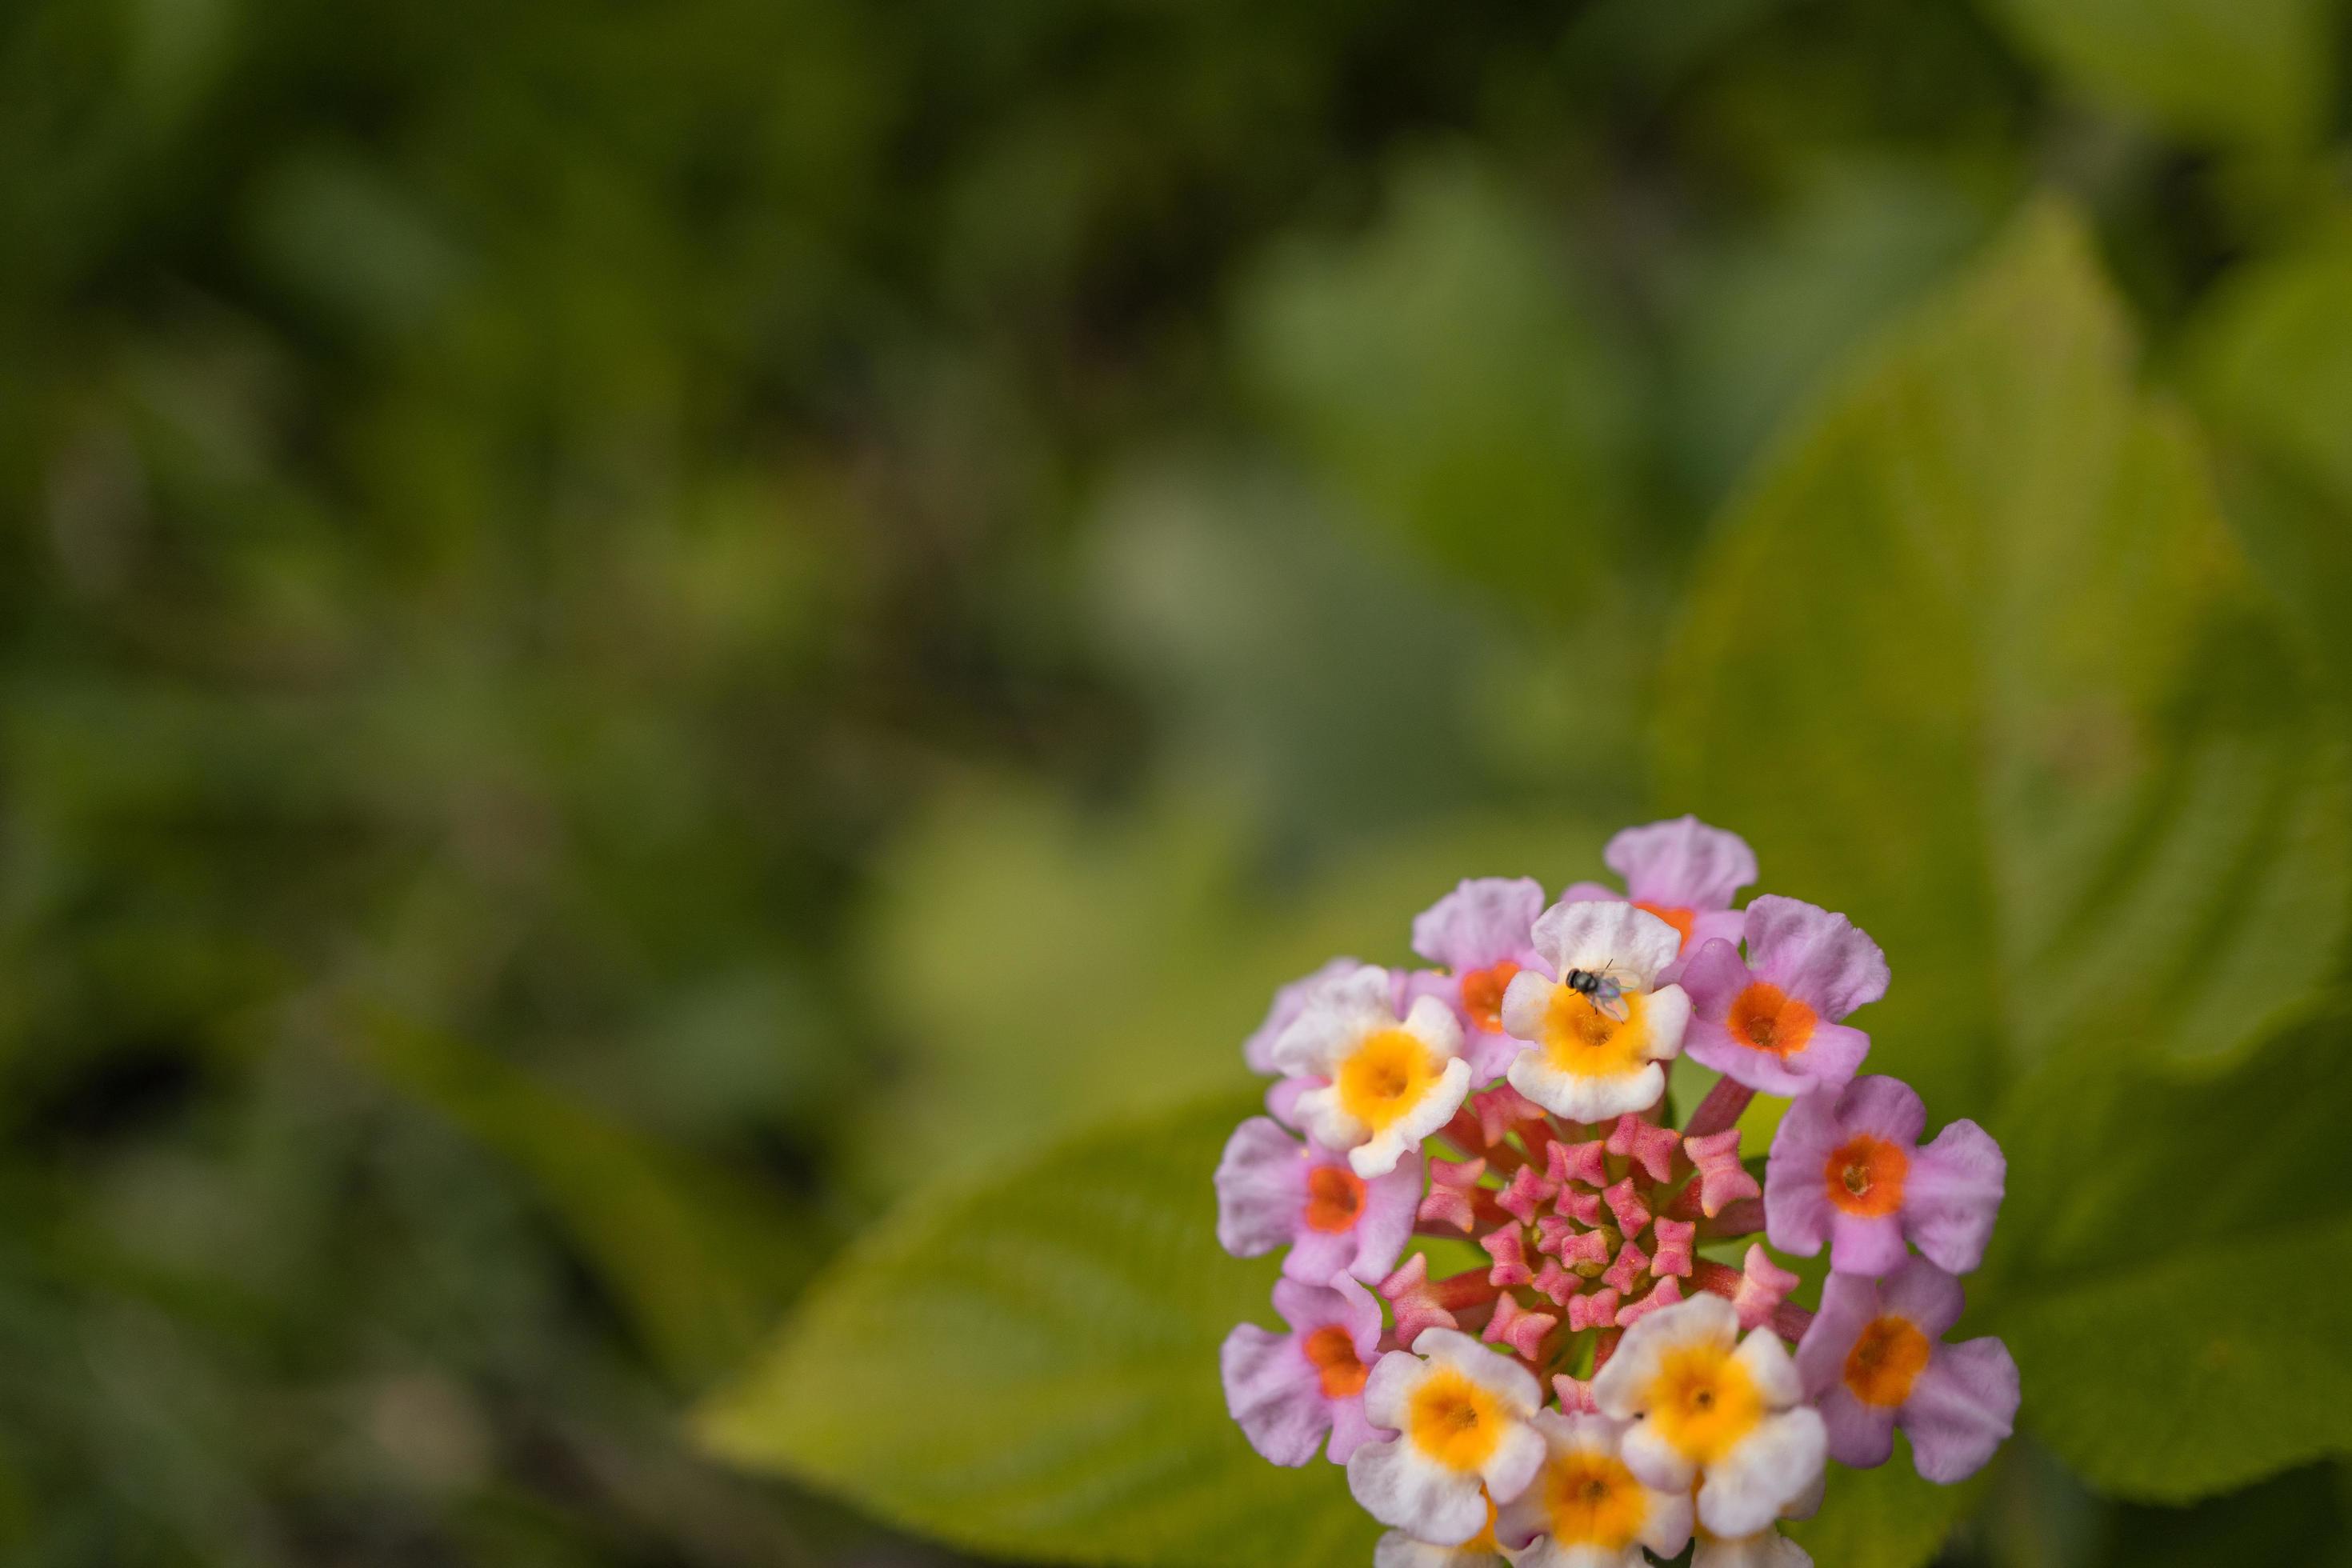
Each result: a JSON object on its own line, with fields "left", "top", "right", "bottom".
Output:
{"left": 3, "top": 0, "right": 2352, "bottom": 1563}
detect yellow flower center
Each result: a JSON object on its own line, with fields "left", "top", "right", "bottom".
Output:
{"left": 1843, "top": 1315, "right": 1930, "bottom": 1409}
{"left": 1541, "top": 985, "right": 1651, "bottom": 1077}
{"left": 1335, "top": 1027, "right": 1442, "bottom": 1132}
{"left": 1405, "top": 1368, "right": 1506, "bottom": 1472}
{"left": 1540, "top": 1449, "right": 1649, "bottom": 1548}
{"left": 1643, "top": 1342, "right": 1765, "bottom": 1465}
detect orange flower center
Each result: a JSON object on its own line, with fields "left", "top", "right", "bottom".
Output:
{"left": 1303, "top": 1325, "right": 1369, "bottom": 1399}
{"left": 1302, "top": 1165, "right": 1366, "bottom": 1234}
{"left": 1843, "top": 1315, "right": 1930, "bottom": 1408}
{"left": 1824, "top": 1134, "right": 1907, "bottom": 1218}
{"left": 1726, "top": 980, "right": 1817, "bottom": 1058}
{"left": 1634, "top": 900, "right": 1696, "bottom": 951}
{"left": 1458, "top": 960, "right": 1522, "bottom": 1033}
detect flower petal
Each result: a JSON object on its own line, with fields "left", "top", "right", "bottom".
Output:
{"left": 1815, "top": 1383, "right": 1898, "bottom": 1470}
{"left": 1414, "top": 878, "right": 1547, "bottom": 972}
{"left": 1270, "top": 966, "right": 1400, "bottom": 1078}
{"left": 1834, "top": 1076, "right": 1926, "bottom": 1146}
{"left": 1221, "top": 1321, "right": 1330, "bottom": 1466}
{"left": 1792, "top": 1273, "right": 1877, "bottom": 1401}
{"left": 1876, "top": 1256, "right": 1966, "bottom": 1342}
{"left": 1530, "top": 901, "right": 1683, "bottom": 990}
{"left": 1214, "top": 1118, "right": 1307, "bottom": 1258}
{"left": 1698, "top": 1409, "right": 1826, "bottom": 1538}
{"left": 1350, "top": 1432, "right": 1491, "bottom": 1545}
{"left": 1826, "top": 1211, "right": 1909, "bottom": 1276}
{"left": 1245, "top": 956, "right": 1365, "bottom": 1074}
{"left": 1742, "top": 897, "right": 1889, "bottom": 1019}
{"left": 1901, "top": 1337, "right": 2019, "bottom": 1483}
{"left": 1903, "top": 1119, "right": 2005, "bottom": 1276}
{"left": 1605, "top": 817, "right": 1758, "bottom": 912}
{"left": 1762, "top": 1092, "right": 1844, "bottom": 1258}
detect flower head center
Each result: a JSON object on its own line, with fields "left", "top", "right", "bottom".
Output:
{"left": 1336, "top": 1027, "right": 1440, "bottom": 1132}
{"left": 1824, "top": 1134, "right": 1907, "bottom": 1218}
{"left": 1458, "top": 960, "right": 1522, "bottom": 1034}
{"left": 1844, "top": 1315, "right": 1930, "bottom": 1408}
{"left": 1644, "top": 1343, "right": 1764, "bottom": 1464}
{"left": 1543, "top": 1450, "right": 1646, "bottom": 1548}
{"left": 1727, "top": 980, "right": 1817, "bottom": 1058}
{"left": 1541, "top": 986, "right": 1649, "bottom": 1075}
{"left": 1406, "top": 1370, "right": 1504, "bottom": 1471}
{"left": 1302, "top": 1325, "right": 1369, "bottom": 1400}
{"left": 1301, "top": 1164, "right": 1366, "bottom": 1233}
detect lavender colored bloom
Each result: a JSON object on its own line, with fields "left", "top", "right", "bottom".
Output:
{"left": 1680, "top": 896, "right": 1887, "bottom": 1096}
{"left": 1215, "top": 1115, "right": 1422, "bottom": 1286}
{"left": 1794, "top": 1260, "right": 2019, "bottom": 1482}
{"left": 1408, "top": 878, "right": 1548, "bottom": 1080}
{"left": 1765, "top": 1075, "right": 2005, "bottom": 1277}
{"left": 1560, "top": 817, "right": 1758, "bottom": 980}
{"left": 1221, "top": 1276, "right": 1390, "bottom": 1466}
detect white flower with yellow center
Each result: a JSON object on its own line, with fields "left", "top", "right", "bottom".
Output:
{"left": 1274, "top": 966, "right": 1472, "bottom": 1178}
{"left": 1495, "top": 1410, "right": 1692, "bottom": 1568}
{"left": 1348, "top": 1329, "right": 1546, "bottom": 1546}
{"left": 1498, "top": 902, "right": 1691, "bottom": 1123}
{"left": 1591, "top": 1294, "right": 1826, "bottom": 1539}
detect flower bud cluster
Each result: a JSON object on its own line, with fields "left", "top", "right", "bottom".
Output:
{"left": 1217, "top": 818, "right": 2018, "bottom": 1566}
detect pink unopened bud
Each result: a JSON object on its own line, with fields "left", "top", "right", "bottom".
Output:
{"left": 1555, "top": 1185, "right": 1605, "bottom": 1226}
{"left": 1684, "top": 1128, "right": 1761, "bottom": 1217}
{"left": 1545, "top": 1138, "right": 1610, "bottom": 1190}
{"left": 1606, "top": 1114, "right": 1682, "bottom": 1182}
{"left": 1650, "top": 1217, "right": 1695, "bottom": 1278}
{"left": 1602, "top": 1238, "right": 1650, "bottom": 1295}
{"left": 1552, "top": 1374, "right": 1600, "bottom": 1414}
{"left": 1417, "top": 1156, "right": 1488, "bottom": 1232}
{"left": 1602, "top": 1177, "right": 1651, "bottom": 1237}
{"left": 1480, "top": 1224, "right": 1534, "bottom": 1289}
{"left": 1567, "top": 1287, "right": 1621, "bottom": 1332}
{"left": 1470, "top": 1083, "right": 1548, "bottom": 1147}
{"left": 1484, "top": 1292, "right": 1558, "bottom": 1361}
{"left": 1531, "top": 1258, "right": 1581, "bottom": 1306}
{"left": 1731, "top": 1243, "right": 1799, "bottom": 1330}
{"left": 1379, "top": 1254, "right": 1496, "bottom": 1345}
{"left": 1615, "top": 1275, "right": 1684, "bottom": 1328}
{"left": 1496, "top": 1162, "right": 1558, "bottom": 1223}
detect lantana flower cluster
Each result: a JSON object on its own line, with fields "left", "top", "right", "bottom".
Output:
{"left": 1217, "top": 818, "right": 2018, "bottom": 1566}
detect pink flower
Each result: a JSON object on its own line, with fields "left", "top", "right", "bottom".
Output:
{"left": 1794, "top": 1259, "right": 2019, "bottom": 1482}
{"left": 1221, "top": 1276, "right": 1390, "bottom": 1466}
{"left": 1764, "top": 1076, "right": 2004, "bottom": 1277}
{"left": 1408, "top": 878, "right": 1550, "bottom": 1080}
{"left": 1215, "top": 1116, "right": 1422, "bottom": 1286}
{"left": 1679, "top": 896, "right": 1887, "bottom": 1096}
{"left": 1559, "top": 817, "right": 1757, "bottom": 979}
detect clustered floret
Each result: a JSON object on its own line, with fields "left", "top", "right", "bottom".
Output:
{"left": 1216, "top": 818, "right": 2018, "bottom": 1566}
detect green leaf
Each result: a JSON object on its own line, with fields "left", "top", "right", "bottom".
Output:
{"left": 695, "top": 1094, "right": 1380, "bottom": 1567}
{"left": 1787, "top": 1447, "right": 1992, "bottom": 1568}
{"left": 1982, "top": 0, "right": 2331, "bottom": 150}
{"left": 1655, "top": 199, "right": 2351, "bottom": 1122}
{"left": 1234, "top": 151, "right": 1636, "bottom": 608}
{"left": 1985, "top": 1002, "right": 2352, "bottom": 1499}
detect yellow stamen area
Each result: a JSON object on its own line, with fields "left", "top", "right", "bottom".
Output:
{"left": 1843, "top": 1315, "right": 1930, "bottom": 1409}
{"left": 1405, "top": 1368, "right": 1506, "bottom": 1473}
{"left": 1541, "top": 985, "right": 1650, "bottom": 1078}
{"left": 1642, "top": 1342, "right": 1765, "bottom": 1466}
{"left": 1458, "top": 961, "right": 1522, "bottom": 1034}
{"left": 1335, "top": 1027, "right": 1444, "bottom": 1133}
{"left": 1825, "top": 1134, "right": 1907, "bottom": 1218}
{"left": 1539, "top": 1448, "right": 1649, "bottom": 1549}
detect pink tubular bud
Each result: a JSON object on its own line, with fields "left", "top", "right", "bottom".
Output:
{"left": 1556, "top": 1185, "right": 1606, "bottom": 1226}
{"left": 1480, "top": 1225, "right": 1535, "bottom": 1289}
{"left": 1532, "top": 1258, "right": 1581, "bottom": 1306}
{"left": 1602, "top": 1178, "right": 1652, "bottom": 1238}
{"left": 1615, "top": 1275, "right": 1684, "bottom": 1328}
{"left": 1470, "top": 1083, "right": 1549, "bottom": 1148}
{"left": 1683, "top": 1128, "right": 1761, "bottom": 1217}
{"left": 1602, "top": 1239, "right": 1650, "bottom": 1295}
{"left": 1485, "top": 1292, "right": 1558, "bottom": 1362}
{"left": 1379, "top": 1254, "right": 1499, "bottom": 1345}
{"left": 1606, "top": 1114, "right": 1682, "bottom": 1182}
{"left": 1418, "top": 1156, "right": 1488, "bottom": 1233}
{"left": 1496, "top": 1163, "right": 1558, "bottom": 1223}
{"left": 1567, "top": 1287, "right": 1621, "bottom": 1332}
{"left": 1731, "top": 1243, "right": 1800, "bottom": 1331}
{"left": 1650, "top": 1218, "right": 1695, "bottom": 1278}
{"left": 1552, "top": 1374, "right": 1600, "bottom": 1414}
{"left": 1545, "top": 1138, "right": 1610, "bottom": 1190}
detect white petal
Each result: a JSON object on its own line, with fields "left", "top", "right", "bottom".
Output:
{"left": 1730, "top": 1326, "right": 1804, "bottom": 1409}
{"left": 1293, "top": 1084, "right": 1369, "bottom": 1155}
{"left": 1363, "top": 1348, "right": 1434, "bottom": 1430}
{"left": 1698, "top": 1409, "right": 1827, "bottom": 1538}
{"left": 1350, "top": 1436, "right": 1490, "bottom": 1546}
{"left": 1641, "top": 984, "right": 1691, "bottom": 1061}
{"left": 1530, "top": 901, "right": 1682, "bottom": 989}
{"left": 1270, "top": 966, "right": 1396, "bottom": 1076}
{"left": 1508, "top": 1055, "right": 1663, "bottom": 1124}
{"left": 1500, "top": 971, "right": 1554, "bottom": 1041}
{"left": 1404, "top": 994, "right": 1467, "bottom": 1060}
{"left": 1620, "top": 1418, "right": 1696, "bottom": 1492}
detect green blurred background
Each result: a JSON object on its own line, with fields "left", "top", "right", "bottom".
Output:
{"left": 6, "top": 0, "right": 2352, "bottom": 1562}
